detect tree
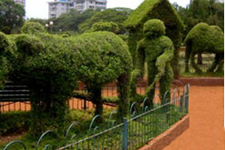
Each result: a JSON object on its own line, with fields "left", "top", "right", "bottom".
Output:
{"left": 48, "top": 9, "right": 99, "bottom": 33}
{"left": 0, "top": 0, "right": 25, "bottom": 34}
{"left": 79, "top": 8, "right": 132, "bottom": 33}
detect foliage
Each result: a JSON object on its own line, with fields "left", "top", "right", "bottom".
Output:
{"left": 143, "top": 19, "right": 166, "bottom": 37}
{"left": 131, "top": 19, "right": 174, "bottom": 108}
{"left": 0, "top": 103, "right": 187, "bottom": 149}
{"left": 27, "top": 18, "right": 47, "bottom": 26}
{"left": 0, "top": 32, "right": 14, "bottom": 88}
{"left": 0, "top": 0, "right": 25, "bottom": 34}
{"left": 21, "top": 21, "right": 46, "bottom": 35}
{"left": 173, "top": 0, "right": 224, "bottom": 40}
{"left": 184, "top": 22, "right": 224, "bottom": 73}
{"left": 0, "top": 111, "right": 31, "bottom": 136}
{"left": 69, "top": 31, "right": 132, "bottom": 117}
{"left": 49, "top": 9, "right": 99, "bottom": 33}
{"left": 91, "top": 22, "right": 119, "bottom": 33}
{"left": 79, "top": 8, "right": 132, "bottom": 33}
{"left": 9, "top": 32, "right": 79, "bottom": 138}
{"left": 124, "top": 0, "right": 184, "bottom": 79}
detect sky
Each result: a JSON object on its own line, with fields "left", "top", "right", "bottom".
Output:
{"left": 26, "top": 0, "right": 190, "bottom": 19}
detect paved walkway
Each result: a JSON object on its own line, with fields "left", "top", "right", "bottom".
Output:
{"left": 163, "top": 86, "right": 224, "bottom": 150}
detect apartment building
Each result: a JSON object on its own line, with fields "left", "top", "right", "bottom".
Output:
{"left": 216, "top": 0, "right": 224, "bottom": 2}
{"left": 48, "top": 0, "right": 107, "bottom": 18}
{"left": 74, "top": 0, "right": 107, "bottom": 12}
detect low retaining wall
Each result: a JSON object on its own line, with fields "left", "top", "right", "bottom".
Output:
{"left": 139, "top": 115, "right": 189, "bottom": 150}
{"left": 179, "top": 77, "right": 224, "bottom": 86}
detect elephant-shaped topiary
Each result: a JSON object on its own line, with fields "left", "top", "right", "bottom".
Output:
{"left": 69, "top": 31, "right": 132, "bottom": 117}
{"left": 184, "top": 23, "right": 224, "bottom": 73}
{"left": 131, "top": 19, "right": 174, "bottom": 108}
{"left": 8, "top": 22, "right": 132, "bottom": 137}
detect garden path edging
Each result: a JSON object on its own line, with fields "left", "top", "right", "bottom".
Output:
{"left": 179, "top": 77, "right": 224, "bottom": 86}
{"left": 139, "top": 115, "right": 189, "bottom": 150}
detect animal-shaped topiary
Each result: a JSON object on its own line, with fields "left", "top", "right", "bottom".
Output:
{"left": 69, "top": 31, "right": 132, "bottom": 117}
{"left": 131, "top": 19, "right": 174, "bottom": 108}
{"left": 10, "top": 33, "right": 79, "bottom": 137}
{"left": 184, "top": 23, "right": 224, "bottom": 73}
{"left": 0, "top": 32, "right": 15, "bottom": 88}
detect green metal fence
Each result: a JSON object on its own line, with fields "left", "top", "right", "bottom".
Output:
{"left": 3, "top": 84, "right": 189, "bottom": 150}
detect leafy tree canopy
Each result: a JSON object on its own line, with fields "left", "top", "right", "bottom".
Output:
{"left": 48, "top": 9, "right": 99, "bottom": 33}
{"left": 79, "top": 8, "right": 133, "bottom": 33}
{"left": 0, "top": 0, "right": 25, "bottom": 34}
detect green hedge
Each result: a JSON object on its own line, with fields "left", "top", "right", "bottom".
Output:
{"left": 21, "top": 21, "right": 46, "bottom": 35}
{"left": 0, "top": 111, "right": 31, "bottom": 136}
{"left": 0, "top": 32, "right": 15, "bottom": 88}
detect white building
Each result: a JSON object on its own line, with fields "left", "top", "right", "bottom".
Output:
{"left": 74, "top": 0, "right": 107, "bottom": 12}
{"left": 48, "top": 0, "right": 107, "bottom": 18}
{"left": 48, "top": 0, "right": 73, "bottom": 18}
{"left": 216, "top": 0, "right": 224, "bottom": 2}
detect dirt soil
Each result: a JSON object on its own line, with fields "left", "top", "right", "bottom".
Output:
{"left": 163, "top": 86, "right": 224, "bottom": 150}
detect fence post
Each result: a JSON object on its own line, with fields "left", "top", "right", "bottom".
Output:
{"left": 84, "top": 85, "right": 87, "bottom": 110}
{"left": 122, "top": 118, "right": 128, "bottom": 150}
{"left": 179, "top": 95, "right": 183, "bottom": 112}
{"left": 185, "top": 84, "right": 190, "bottom": 113}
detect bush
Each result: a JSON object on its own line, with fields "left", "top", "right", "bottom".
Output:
{"left": 21, "top": 21, "right": 46, "bottom": 35}
{"left": 69, "top": 31, "right": 132, "bottom": 117}
{"left": 10, "top": 33, "right": 78, "bottom": 138}
{"left": 91, "top": 22, "right": 119, "bottom": 33}
{"left": 184, "top": 23, "right": 224, "bottom": 73}
{"left": 0, "top": 111, "right": 31, "bottom": 136}
{"left": 0, "top": 32, "right": 15, "bottom": 88}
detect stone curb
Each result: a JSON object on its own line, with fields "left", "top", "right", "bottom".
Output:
{"left": 139, "top": 115, "right": 190, "bottom": 150}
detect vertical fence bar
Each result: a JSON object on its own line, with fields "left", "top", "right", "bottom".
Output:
{"left": 122, "top": 118, "right": 128, "bottom": 150}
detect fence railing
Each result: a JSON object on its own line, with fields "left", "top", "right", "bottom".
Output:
{"left": 0, "top": 80, "right": 183, "bottom": 113}
{"left": 0, "top": 86, "right": 146, "bottom": 113}
{"left": 2, "top": 84, "right": 190, "bottom": 150}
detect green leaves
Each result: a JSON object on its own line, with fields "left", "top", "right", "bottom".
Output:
{"left": 79, "top": 8, "right": 132, "bottom": 33}
{"left": 21, "top": 21, "right": 46, "bottom": 35}
{"left": 0, "top": 0, "right": 25, "bottom": 34}
{"left": 0, "top": 32, "right": 15, "bottom": 88}
{"left": 70, "top": 31, "right": 132, "bottom": 86}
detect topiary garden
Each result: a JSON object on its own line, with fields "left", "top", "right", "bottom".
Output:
{"left": 0, "top": 0, "right": 223, "bottom": 148}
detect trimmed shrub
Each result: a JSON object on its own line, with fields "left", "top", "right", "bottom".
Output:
{"left": 91, "top": 22, "right": 119, "bottom": 33}
{"left": 0, "top": 32, "right": 15, "bottom": 88}
{"left": 21, "top": 21, "right": 46, "bottom": 35}
{"left": 184, "top": 23, "right": 224, "bottom": 73}
{"left": 10, "top": 33, "right": 78, "bottom": 138}
{"left": 0, "top": 111, "right": 31, "bottom": 136}
{"left": 124, "top": 0, "right": 184, "bottom": 79}
{"left": 131, "top": 19, "right": 174, "bottom": 107}
{"left": 69, "top": 31, "right": 132, "bottom": 117}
